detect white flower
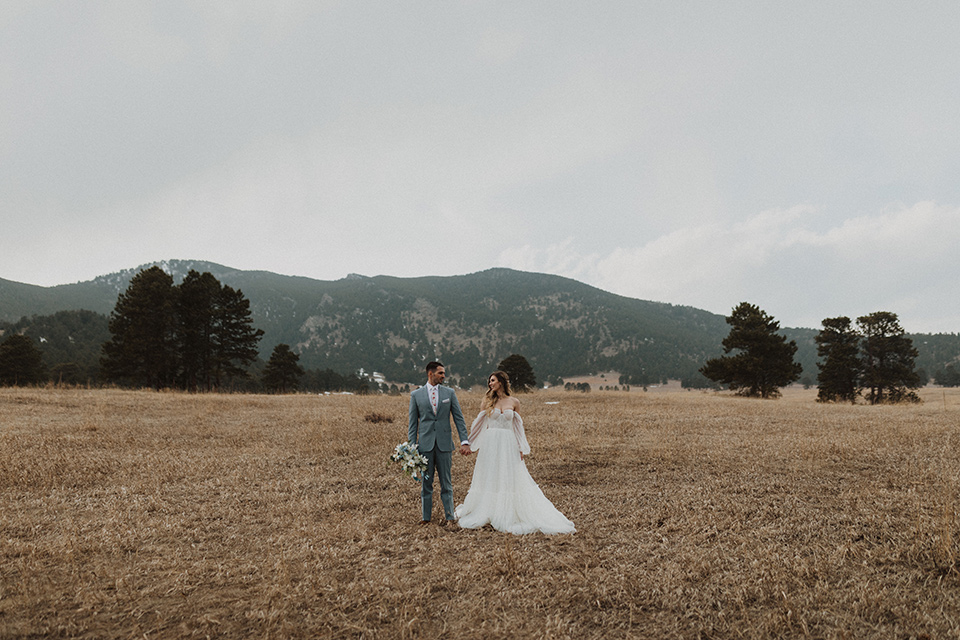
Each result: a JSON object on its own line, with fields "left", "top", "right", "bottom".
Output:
{"left": 389, "top": 441, "right": 428, "bottom": 483}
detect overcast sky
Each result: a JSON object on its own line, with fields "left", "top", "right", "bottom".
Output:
{"left": 3, "top": 2, "right": 960, "bottom": 332}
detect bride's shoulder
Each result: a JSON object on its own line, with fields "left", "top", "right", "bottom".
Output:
{"left": 509, "top": 396, "right": 521, "bottom": 412}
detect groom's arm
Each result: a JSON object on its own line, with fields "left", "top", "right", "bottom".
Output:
{"left": 450, "top": 392, "right": 470, "bottom": 454}
{"left": 408, "top": 392, "right": 419, "bottom": 445}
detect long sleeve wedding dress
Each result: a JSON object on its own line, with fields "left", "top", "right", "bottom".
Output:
{"left": 454, "top": 409, "right": 575, "bottom": 535}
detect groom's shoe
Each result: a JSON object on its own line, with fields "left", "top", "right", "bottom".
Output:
{"left": 442, "top": 520, "right": 460, "bottom": 531}
{"left": 420, "top": 520, "right": 431, "bottom": 525}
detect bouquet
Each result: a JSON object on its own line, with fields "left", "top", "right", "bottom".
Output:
{"left": 390, "top": 441, "right": 428, "bottom": 482}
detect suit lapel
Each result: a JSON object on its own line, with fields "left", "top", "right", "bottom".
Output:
{"left": 437, "top": 387, "right": 450, "bottom": 417}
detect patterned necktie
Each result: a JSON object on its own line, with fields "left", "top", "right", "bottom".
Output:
{"left": 430, "top": 386, "right": 437, "bottom": 412}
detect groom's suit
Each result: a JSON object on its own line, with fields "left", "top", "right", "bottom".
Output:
{"left": 408, "top": 384, "right": 468, "bottom": 521}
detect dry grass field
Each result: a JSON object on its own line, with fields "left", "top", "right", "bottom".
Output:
{"left": 2, "top": 386, "right": 959, "bottom": 639}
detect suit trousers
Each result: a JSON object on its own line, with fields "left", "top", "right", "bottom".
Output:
{"left": 421, "top": 444, "right": 454, "bottom": 521}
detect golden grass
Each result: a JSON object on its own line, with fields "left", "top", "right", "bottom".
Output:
{"left": 1, "top": 386, "right": 959, "bottom": 639}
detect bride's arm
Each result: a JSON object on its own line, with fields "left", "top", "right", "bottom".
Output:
{"left": 511, "top": 402, "right": 531, "bottom": 457}
{"left": 467, "top": 411, "right": 486, "bottom": 451}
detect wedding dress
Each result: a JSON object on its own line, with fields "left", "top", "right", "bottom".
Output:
{"left": 454, "top": 409, "right": 575, "bottom": 535}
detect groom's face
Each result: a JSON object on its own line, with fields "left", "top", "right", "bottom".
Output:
{"left": 428, "top": 366, "right": 445, "bottom": 386}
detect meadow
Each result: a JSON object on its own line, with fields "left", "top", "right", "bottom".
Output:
{"left": 1, "top": 386, "right": 959, "bottom": 639}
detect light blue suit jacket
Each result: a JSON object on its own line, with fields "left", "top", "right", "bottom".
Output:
{"left": 408, "top": 385, "right": 468, "bottom": 453}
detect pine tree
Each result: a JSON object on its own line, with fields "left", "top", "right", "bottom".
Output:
{"left": 213, "top": 284, "right": 264, "bottom": 388}
{"left": 102, "top": 267, "right": 264, "bottom": 391}
{"left": 262, "top": 344, "right": 305, "bottom": 393}
{"left": 101, "top": 266, "right": 179, "bottom": 389}
{"left": 497, "top": 354, "right": 537, "bottom": 392}
{"left": 177, "top": 270, "right": 220, "bottom": 391}
{"left": 857, "top": 311, "right": 920, "bottom": 404}
{"left": 815, "top": 316, "right": 861, "bottom": 403}
{"left": 0, "top": 334, "right": 47, "bottom": 386}
{"left": 700, "top": 302, "right": 801, "bottom": 398}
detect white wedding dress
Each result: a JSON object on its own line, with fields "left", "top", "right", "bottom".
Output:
{"left": 454, "top": 409, "right": 575, "bottom": 535}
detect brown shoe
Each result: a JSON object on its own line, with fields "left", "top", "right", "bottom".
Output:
{"left": 443, "top": 520, "right": 460, "bottom": 531}
{"left": 420, "top": 520, "right": 431, "bottom": 525}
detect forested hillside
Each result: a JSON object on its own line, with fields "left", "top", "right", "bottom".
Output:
{"left": 2, "top": 261, "right": 958, "bottom": 387}
{"left": 0, "top": 310, "right": 110, "bottom": 384}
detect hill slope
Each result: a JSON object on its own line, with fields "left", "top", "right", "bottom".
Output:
{"left": 7, "top": 260, "right": 954, "bottom": 386}
{"left": 2, "top": 262, "right": 733, "bottom": 384}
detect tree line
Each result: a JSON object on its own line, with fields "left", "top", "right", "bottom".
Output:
{"left": 2, "top": 275, "right": 957, "bottom": 399}
{"left": 815, "top": 312, "right": 921, "bottom": 403}
{"left": 699, "top": 302, "right": 928, "bottom": 403}
{"left": 100, "top": 267, "right": 384, "bottom": 393}
{"left": 0, "top": 268, "right": 545, "bottom": 395}
{"left": 0, "top": 268, "right": 364, "bottom": 393}
{"left": 99, "top": 267, "right": 263, "bottom": 390}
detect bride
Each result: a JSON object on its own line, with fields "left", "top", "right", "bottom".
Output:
{"left": 454, "top": 371, "right": 575, "bottom": 535}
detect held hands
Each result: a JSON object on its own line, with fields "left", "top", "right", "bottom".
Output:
{"left": 459, "top": 443, "right": 472, "bottom": 456}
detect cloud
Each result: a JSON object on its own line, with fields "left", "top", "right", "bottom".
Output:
{"left": 499, "top": 202, "right": 960, "bottom": 333}
{"left": 497, "top": 239, "right": 600, "bottom": 279}
{"left": 3, "top": 0, "right": 960, "bottom": 340}
{"left": 815, "top": 201, "right": 960, "bottom": 260}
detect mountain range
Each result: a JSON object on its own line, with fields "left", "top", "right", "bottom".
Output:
{"left": 2, "top": 260, "right": 956, "bottom": 386}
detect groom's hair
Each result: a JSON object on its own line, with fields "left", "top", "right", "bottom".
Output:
{"left": 426, "top": 361, "right": 444, "bottom": 373}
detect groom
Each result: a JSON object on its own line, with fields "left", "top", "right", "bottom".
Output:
{"left": 408, "top": 361, "right": 470, "bottom": 525}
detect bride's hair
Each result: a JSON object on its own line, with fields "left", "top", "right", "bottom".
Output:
{"left": 481, "top": 370, "right": 512, "bottom": 413}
